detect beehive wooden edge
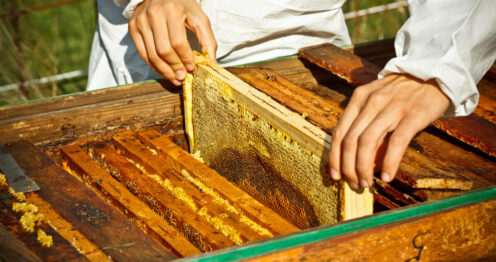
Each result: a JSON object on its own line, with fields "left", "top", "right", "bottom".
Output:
{"left": 184, "top": 55, "right": 373, "bottom": 221}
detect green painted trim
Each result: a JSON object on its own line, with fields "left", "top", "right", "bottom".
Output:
{"left": 180, "top": 186, "right": 496, "bottom": 261}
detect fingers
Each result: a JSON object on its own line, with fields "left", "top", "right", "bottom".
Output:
{"left": 329, "top": 81, "right": 389, "bottom": 189}
{"left": 129, "top": 0, "right": 215, "bottom": 85}
{"left": 354, "top": 107, "right": 403, "bottom": 187}
{"left": 166, "top": 8, "right": 195, "bottom": 71}
{"left": 380, "top": 114, "right": 424, "bottom": 182}
{"left": 129, "top": 20, "right": 149, "bottom": 64}
{"left": 329, "top": 73, "right": 450, "bottom": 191}
{"left": 341, "top": 88, "right": 401, "bottom": 188}
{"left": 148, "top": 3, "right": 189, "bottom": 84}
{"left": 137, "top": 14, "right": 179, "bottom": 85}
{"left": 186, "top": 12, "right": 217, "bottom": 62}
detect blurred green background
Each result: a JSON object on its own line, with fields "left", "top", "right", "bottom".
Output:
{"left": 0, "top": 0, "right": 409, "bottom": 106}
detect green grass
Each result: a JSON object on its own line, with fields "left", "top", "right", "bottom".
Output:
{"left": 0, "top": 0, "right": 96, "bottom": 104}
{"left": 0, "top": 0, "right": 408, "bottom": 106}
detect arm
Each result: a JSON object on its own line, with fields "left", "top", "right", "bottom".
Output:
{"left": 125, "top": 0, "right": 217, "bottom": 86}
{"left": 329, "top": 0, "right": 496, "bottom": 190}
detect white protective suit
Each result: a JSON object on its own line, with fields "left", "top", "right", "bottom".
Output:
{"left": 87, "top": 0, "right": 496, "bottom": 117}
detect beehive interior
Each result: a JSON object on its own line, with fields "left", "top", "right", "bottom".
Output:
{"left": 43, "top": 124, "right": 301, "bottom": 256}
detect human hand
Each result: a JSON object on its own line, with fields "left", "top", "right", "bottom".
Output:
{"left": 129, "top": 0, "right": 217, "bottom": 86}
{"left": 329, "top": 74, "right": 450, "bottom": 190}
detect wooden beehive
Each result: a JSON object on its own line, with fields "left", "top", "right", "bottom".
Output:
{"left": 0, "top": 40, "right": 495, "bottom": 261}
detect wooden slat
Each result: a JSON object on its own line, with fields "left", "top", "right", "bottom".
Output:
{"left": 0, "top": 188, "right": 87, "bottom": 261}
{"left": 137, "top": 129, "right": 300, "bottom": 235}
{"left": 373, "top": 178, "right": 417, "bottom": 206}
{"left": 96, "top": 138, "right": 235, "bottom": 251}
{"left": 24, "top": 193, "right": 110, "bottom": 261}
{"left": 0, "top": 80, "right": 176, "bottom": 121}
{"left": 299, "top": 43, "right": 496, "bottom": 158}
{"left": 474, "top": 94, "right": 496, "bottom": 125}
{"left": 298, "top": 43, "right": 382, "bottom": 86}
{"left": 431, "top": 114, "right": 496, "bottom": 158}
{"left": 228, "top": 67, "right": 342, "bottom": 131}
{"left": 0, "top": 223, "right": 42, "bottom": 262}
{"left": 112, "top": 134, "right": 282, "bottom": 244}
{"left": 411, "top": 132, "right": 495, "bottom": 187}
{"left": 6, "top": 141, "right": 176, "bottom": 261}
{"left": 411, "top": 189, "right": 465, "bottom": 201}
{"left": 247, "top": 198, "right": 496, "bottom": 261}
{"left": 60, "top": 144, "right": 201, "bottom": 257}
{"left": 0, "top": 91, "right": 181, "bottom": 146}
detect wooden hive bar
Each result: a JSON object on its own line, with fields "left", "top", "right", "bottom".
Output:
{"left": 137, "top": 129, "right": 299, "bottom": 235}
{"left": 6, "top": 141, "right": 176, "bottom": 261}
{"left": 184, "top": 56, "right": 373, "bottom": 226}
{"left": 55, "top": 130, "right": 298, "bottom": 254}
{"left": 60, "top": 144, "right": 201, "bottom": 257}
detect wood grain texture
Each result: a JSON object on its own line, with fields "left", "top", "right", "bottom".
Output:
{"left": 60, "top": 144, "right": 200, "bottom": 257}
{"left": 0, "top": 188, "right": 87, "bottom": 262}
{"left": 228, "top": 67, "right": 342, "bottom": 129}
{"left": 299, "top": 42, "right": 496, "bottom": 158}
{"left": 110, "top": 135, "right": 236, "bottom": 251}
{"left": 0, "top": 223, "right": 42, "bottom": 262}
{"left": 0, "top": 80, "right": 176, "bottom": 121}
{"left": 411, "top": 189, "right": 465, "bottom": 201}
{"left": 24, "top": 193, "right": 111, "bottom": 261}
{"left": 298, "top": 43, "right": 381, "bottom": 86}
{"left": 248, "top": 198, "right": 496, "bottom": 261}
{"left": 112, "top": 134, "right": 291, "bottom": 246}
{"left": 432, "top": 114, "right": 496, "bottom": 158}
{"left": 138, "top": 129, "right": 300, "bottom": 235}
{"left": 0, "top": 90, "right": 181, "bottom": 147}
{"left": 6, "top": 140, "right": 175, "bottom": 261}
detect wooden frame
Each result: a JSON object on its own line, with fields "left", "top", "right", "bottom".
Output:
{"left": 186, "top": 57, "right": 373, "bottom": 223}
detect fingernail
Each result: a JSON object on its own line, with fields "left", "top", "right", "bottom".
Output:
{"left": 175, "top": 70, "right": 186, "bottom": 80}
{"left": 382, "top": 172, "right": 391, "bottom": 182}
{"left": 348, "top": 182, "right": 359, "bottom": 190}
{"left": 186, "top": 63, "right": 194, "bottom": 71}
{"left": 330, "top": 168, "right": 340, "bottom": 180}
{"left": 360, "top": 179, "right": 369, "bottom": 188}
{"left": 172, "top": 80, "right": 182, "bottom": 86}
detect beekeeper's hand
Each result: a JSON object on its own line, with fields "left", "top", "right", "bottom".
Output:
{"left": 129, "top": 0, "right": 217, "bottom": 86}
{"left": 329, "top": 74, "right": 450, "bottom": 190}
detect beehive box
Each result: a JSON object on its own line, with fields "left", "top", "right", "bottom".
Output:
{"left": 0, "top": 40, "right": 495, "bottom": 261}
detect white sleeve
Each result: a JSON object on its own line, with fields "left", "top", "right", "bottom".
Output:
{"left": 379, "top": 0, "right": 496, "bottom": 117}
{"left": 121, "top": 0, "right": 145, "bottom": 19}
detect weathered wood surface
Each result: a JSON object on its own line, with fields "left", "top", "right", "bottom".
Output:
{"left": 297, "top": 43, "right": 382, "bottom": 86}
{"left": 299, "top": 42, "right": 496, "bottom": 158}
{"left": 98, "top": 137, "right": 235, "bottom": 251}
{"left": 6, "top": 140, "right": 176, "bottom": 261}
{"left": 0, "top": 81, "right": 181, "bottom": 147}
{"left": 116, "top": 134, "right": 270, "bottom": 245}
{"left": 113, "top": 133, "right": 294, "bottom": 245}
{"left": 0, "top": 80, "right": 174, "bottom": 121}
{"left": 0, "top": 188, "right": 87, "bottom": 262}
{"left": 247, "top": 198, "right": 496, "bottom": 262}
{"left": 24, "top": 193, "right": 110, "bottom": 261}
{"left": 138, "top": 129, "right": 300, "bottom": 235}
{"left": 60, "top": 144, "right": 201, "bottom": 257}
{"left": 0, "top": 223, "right": 42, "bottom": 262}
